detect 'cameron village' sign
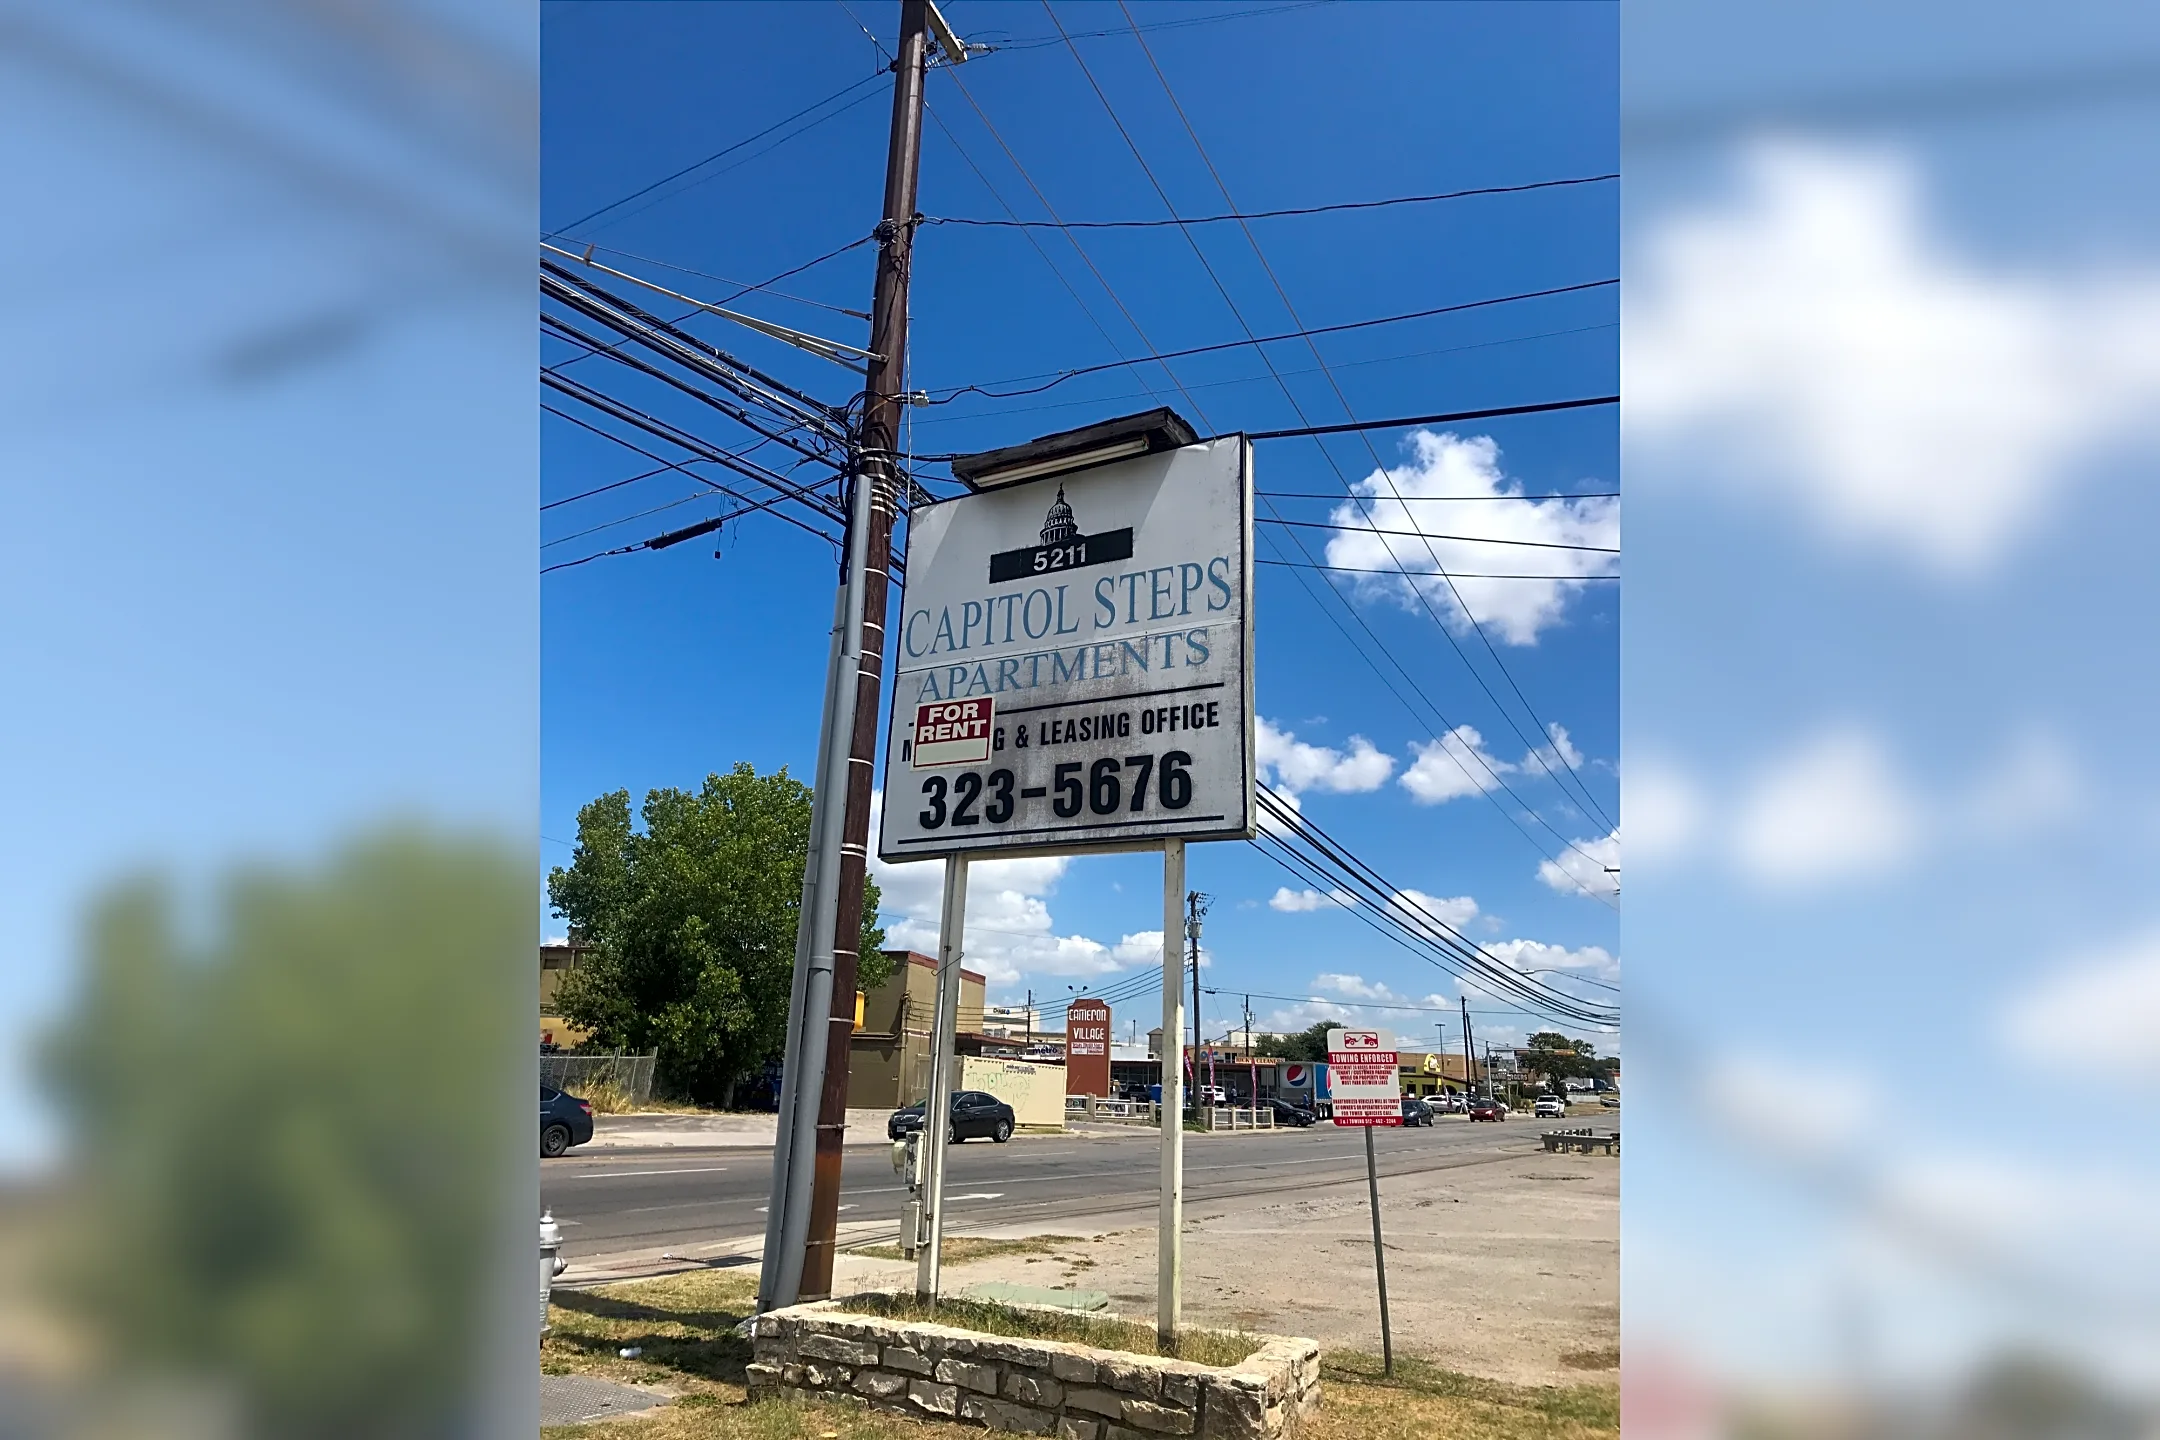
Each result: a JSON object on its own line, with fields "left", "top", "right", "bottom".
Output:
{"left": 878, "top": 435, "right": 1255, "bottom": 860}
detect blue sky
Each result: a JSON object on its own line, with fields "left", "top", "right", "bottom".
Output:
{"left": 1621, "top": 0, "right": 2160, "bottom": 1394}
{"left": 541, "top": 1, "right": 1618, "bottom": 1053}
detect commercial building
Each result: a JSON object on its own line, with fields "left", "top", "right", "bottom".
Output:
{"left": 540, "top": 940, "right": 593, "bottom": 1050}
{"left": 847, "top": 948, "right": 986, "bottom": 1110}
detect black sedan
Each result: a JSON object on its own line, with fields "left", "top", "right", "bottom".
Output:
{"left": 541, "top": 1085, "right": 595, "bottom": 1157}
{"left": 1400, "top": 1096, "right": 1435, "bottom": 1127}
{"left": 1267, "top": 1098, "right": 1318, "bottom": 1127}
{"left": 888, "top": 1090, "right": 1016, "bottom": 1144}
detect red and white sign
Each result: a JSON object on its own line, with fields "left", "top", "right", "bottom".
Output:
{"left": 1325, "top": 1028, "right": 1401, "bottom": 1127}
{"left": 1065, "top": 999, "right": 1112, "bottom": 1097}
{"left": 912, "top": 698, "right": 994, "bottom": 767}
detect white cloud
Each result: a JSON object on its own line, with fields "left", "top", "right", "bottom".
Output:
{"left": 1622, "top": 755, "right": 1708, "bottom": 866}
{"left": 1997, "top": 928, "right": 2160, "bottom": 1080}
{"left": 1731, "top": 728, "right": 1923, "bottom": 889}
{"left": 1313, "top": 972, "right": 1385, "bottom": 1000}
{"left": 1525, "top": 721, "right": 1583, "bottom": 773}
{"left": 1269, "top": 886, "right": 1353, "bottom": 913}
{"left": 1626, "top": 728, "right": 2082, "bottom": 897}
{"left": 1537, "top": 828, "right": 1621, "bottom": 900}
{"left": 1323, "top": 431, "right": 1618, "bottom": 644}
{"left": 1627, "top": 138, "right": 2160, "bottom": 574}
{"left": 1481, "top": 937, "right": 1620, "bottom": 987}
{"left": 868, "top": 794, "right": 1150, "bottom": 989}
{"left": 1381, "top": 888, "right": 1478, "bottom": 936}
{"left": 1256, "top": 717, "right": 1394, "bottom": 796}
{"left": 1399, "top": 724, "right": 1512, "bottom": 804}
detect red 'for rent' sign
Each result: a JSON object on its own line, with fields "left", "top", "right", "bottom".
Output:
{"left": 913, "top": 698, "right": 994, "bottom": 767}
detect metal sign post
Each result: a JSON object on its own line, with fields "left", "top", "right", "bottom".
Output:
{"left": 1158, "top": 839, "right": 1186, "bottom": 1346}
{"left": 1329, "top": 1028, "right": 1400, "bottom": 1376}
{"left": 915, "top": 855, "right": 969, "bottom": 1301}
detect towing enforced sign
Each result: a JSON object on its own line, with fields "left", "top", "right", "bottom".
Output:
{"left": 879, "top": 436, "right": 1254, "bottom": 860}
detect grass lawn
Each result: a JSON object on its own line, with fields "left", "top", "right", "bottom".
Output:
{"left": 542, "top": 1272, "right": 1617, "bottom": 1440}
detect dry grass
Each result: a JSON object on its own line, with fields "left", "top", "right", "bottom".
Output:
{"left": 849, "top": 1235, "right": 1086, "bottom": 1264}
{"left": 1313, "top": 1351, "right": 1618, "bottom": 1440}
{"left": 543, "top": 1272, "right": 1615, "bottom": 1440}
{"left": 1559, "top": 1347, "right": 1620, "bottom": 1372}
{"left": 835, "top": 1293, "right": 1261, "bottom": 1367}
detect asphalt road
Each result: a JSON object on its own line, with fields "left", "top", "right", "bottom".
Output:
{"left": 541, "top": 1114, "right": 1591, "bottom": 1265}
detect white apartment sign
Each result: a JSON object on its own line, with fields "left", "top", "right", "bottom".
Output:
{"left": 1325, "top": 1028, "right": 1402, "bottom": 1127}
{"left": 879, "top": 436, "right": 1255, "bottom": 860}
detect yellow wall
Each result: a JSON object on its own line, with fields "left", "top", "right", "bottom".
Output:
{"left": 959, "top": 1056, "right": 1067, "bottom": 1130}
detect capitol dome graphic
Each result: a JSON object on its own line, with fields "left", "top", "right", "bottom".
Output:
{"left": 1038, "top": 485, "right": 1080, "bottom": 545}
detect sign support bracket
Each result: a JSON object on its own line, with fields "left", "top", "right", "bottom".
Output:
{"left": 1158, "top": 838, "right": 1185, "bottom": 1346}
{"left": 915, "top": 854, "right": 968, "bottom": 1302}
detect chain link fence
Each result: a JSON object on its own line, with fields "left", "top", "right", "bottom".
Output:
{"left": 539, "top": 1051, "right": 657, "bottom": 1107}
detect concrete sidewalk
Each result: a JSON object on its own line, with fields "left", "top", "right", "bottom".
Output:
{"left": 587, "top": 1107, "right": 895, "bottom": 1149}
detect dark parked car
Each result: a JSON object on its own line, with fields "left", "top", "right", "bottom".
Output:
{"left": 1267, "top": 1098, "right": 1318, "bottom": 1127}
{"left": 1468, "top": 1096, "right": 1506, "bottom": 1122}
{"left": 1400, "top": 1096, "right": 1435, "bottom": 1127}
{"left": 542, "top": 1085, "right": 594, "bottom": 1157}
{"left": 888, "top": 1090, "right": 1016, "bottom": 1144}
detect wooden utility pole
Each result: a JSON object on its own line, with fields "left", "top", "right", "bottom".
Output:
{"left": 798, "top": 0, "right": 934, "bottom": 1301}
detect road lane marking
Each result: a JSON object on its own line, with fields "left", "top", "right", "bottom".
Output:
{"left": 566, "top": 1166, "right": 732, "bottom": 1179}
{"left": 948, "top": 1192, "right": 1004, "bottom": 1200}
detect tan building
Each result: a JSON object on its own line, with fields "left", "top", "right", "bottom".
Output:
{"left": 848, "top": 948, "right": 986, "bottom": 1110}
{"left": 540, "top": 941, "right": 594, "bottom": 1049}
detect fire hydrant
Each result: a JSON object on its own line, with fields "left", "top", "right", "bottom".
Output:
{"left": 540, "top": 1209, "right": 567, "bottom": 1339}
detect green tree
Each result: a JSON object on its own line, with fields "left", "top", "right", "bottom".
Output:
{"left": 548, "top": 764, "right": 887, "bottom": 1107}
{"left": 1251, "top": 1021, "right": 1332, "bottom": 1063}
{"left": 40, "top": 828, "right": 530, "bottom": 1438}
{"left": 1521, "top": 1031, "right": 1616, "bottom": 1092}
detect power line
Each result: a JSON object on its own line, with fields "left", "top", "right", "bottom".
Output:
{"left": 1257, "top": 516, "right": 1619, "bottom": 554}
{"left": 550, "top": 70, "right": 889, "bottom": 236}
{"left": 542, "top": 460, "right": 676, "bottom": 512}
{"left": 1258, "top": 558, "right": 1617, "bottom": 581}
{"left": 935, "top": 25, "right": 1615, "bottom": 899}
{"left": 923, "top": 172, "right": 1617, "bottom": 229}
{"left": 1209, "top": 987, "right": 1593, "bottom": 1023}
{"left": 936, "top": 62, "right": 1223, "bottom": 429}
{"left": 545, "top": 242, "right": 872, "bottom": 320}
{"left": 1251, "top": 792, "right": 1617, "bottom": 1023}
{"left": 539, "top": 392, "right": 846, "bottom": 538}
{"left": 542, "top": 489, "right": 710, "bottom": 549}
{"left": 979, "top": 2, "right": 1333, "bottom": 51}
{"left": 542, "top": 244, "right": 878, "bottom": 367}
{"left": 541, "top": 233, "right": 879, "bottom": 385}
{"left": 1117, "top": 6, "right": 1619, "bottom": 836}
{"left": 1259, "top": 489, "right": 1619, "bottom": 502}
{"left": 1047, "top": 1, "right": 1618, "bottom": 861}
{"left": 924, "top": 279, "right": 1617, "bottom": 404}
{"left": 904, "top": 322, "right": 1618, "bottom": 430}
{"left": 921, "top": 94, "right": 1186, "bottom": 414}
{"left": 542, "top": 262, "right": 852, "bottom": 437}
{"left": 1246, "top": 395, "right": 1620, "bottom": 440}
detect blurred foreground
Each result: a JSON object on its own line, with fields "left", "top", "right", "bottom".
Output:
{"left": 1624, "top": 0, "right": 2160, "bottom": 1433}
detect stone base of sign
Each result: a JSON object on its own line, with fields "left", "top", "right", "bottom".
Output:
{"left": 747, "top": 1299, "right": 1320, "bottom": 1440}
